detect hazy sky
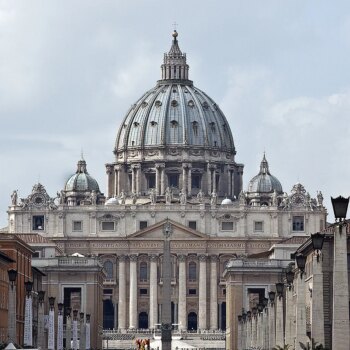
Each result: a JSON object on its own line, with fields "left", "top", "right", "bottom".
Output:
{"left": 1, "top": 0, "right": 350, "bottom": 226}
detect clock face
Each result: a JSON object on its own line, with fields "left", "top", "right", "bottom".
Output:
{"left": 291, "top": 194, "right": 305, "bottom": 206}
{"left": 33, "top": 194, "right": 45, "bottom": 207}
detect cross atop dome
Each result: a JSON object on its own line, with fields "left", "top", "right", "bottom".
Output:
{"left": 259, "top": 153, "right": 270, "bottom": 175}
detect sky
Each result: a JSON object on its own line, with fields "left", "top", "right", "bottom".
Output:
{"left": 1, "top": 0, "right": 350, "bottom": 226}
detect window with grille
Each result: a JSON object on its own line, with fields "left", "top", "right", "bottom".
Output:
{"left": 189, "top": 262, "right": 197, "bottom": 281}
{"left": 140, "top": 262, "right": 148, "bottom": 281}
{"left": 103, "top": 261, "right": 114, "bottom": 279}
{"left": 292, "top": 216, "right": 304, "bottom": 231}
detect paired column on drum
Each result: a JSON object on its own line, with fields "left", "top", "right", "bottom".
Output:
{"left": 131, "top": 164, "right": 141, "bottom": 195}
{"left": 155, "top": 163, "right": 165, "bottom": 195}
{"left": 181, "top": 163, "right": 192, "bottom": 195}
{"left": 149, "top": 255, "right": 158, "bottom": 328}
{"left": 114, "top": 164, "right": 123, "bottom": 197}
{"left": 207, "top": 163, "right": 217, "bottom": 195}
{"left": 178, "top": 255, "right": 187, "bottom": 330}
{"left": 227, "top": 165, "right": 235, "bottom": 198}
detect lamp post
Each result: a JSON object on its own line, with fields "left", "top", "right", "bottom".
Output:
{"left": 48, "top": 297, "right": 55, "bottom": 350}
{"left": 246, "top": 311, "right": 252, "bottom": 349}
{"left": 23, "top": 281, "right": 33, "bottom": 348}
{"left": 256, "top": 304, "right": 264, "bottom": 349}
{"left": 57, "top": 303, "right": 64, "bottom": 350}
{"left": 241, "top": 312, "right": 247, "bottom": 350}
{"left": 37, "top": 291, "right": 46, "bottom": 350}
{"left": 79, "top": 312, "right": 85, "bottom": 350}
{"left": 251, "top": 307, "right": 257, "bottom": 347}
{"left": 7, "top": 269, "right": 17, "bottom": 344}
{"left": 275, "top": 283, "right": 284, "bottom": 348}
{"left": 85, "top": 314, "right": 91, "bottom": 350}
{"left": 237, "top": 315, "right": 242, "bottom": 350}
{"left": 309, "top": 232, "right": 326, "bottom": 346}
{"left": 268, "top": 291, "right": 276, "bottom": 350}
{"left": 295, "top": 253, "right": 308, "bottom": 349}
{"left": 284, "top": 267, "right": 295, "bottom": 347}
{"left": 262, "top": 298, "right": 269, "bottom": 350}
{"left": 66, "top": 307, "right": 72, "bottom": 350}
{"left": 72, "top": 310, "right": 78, "bottom": 350}
{"left": 331, "top": 195, "right": 349, "bottom": 350}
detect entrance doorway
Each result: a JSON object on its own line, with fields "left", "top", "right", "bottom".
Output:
{"left": 103, "top": 299, "right": 114, "bottom": 329}
{"left": 187, "top": 312, "right": 197, "bottom": 331}
{"left": 139, "top": 312, "right": 149, "bottom": 329}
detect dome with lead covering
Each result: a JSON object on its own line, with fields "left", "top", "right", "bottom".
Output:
{"left": 114, "top": 31, "right": 235, "bottom": 156}
{"left": 247, "top": 154, "right": 282, "bottom": 194}
{"left": 65, "top": 159, "right": 100, "bottom": 192}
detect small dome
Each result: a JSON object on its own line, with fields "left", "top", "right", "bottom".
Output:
{"left": 221, "top": 198, "right": 233, "bottom": 205}
{"left": 65, "top": 159, "right": 100, "bottom": 192}
{"left": 105, "top": 197, "right": 118, "bottom": 205}
{"left": 247, "top": 154, "right": 282, "bottom": 193}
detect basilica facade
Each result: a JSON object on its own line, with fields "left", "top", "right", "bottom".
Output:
{"left": 7, "top": 31, "right": 327, "bottom": 346}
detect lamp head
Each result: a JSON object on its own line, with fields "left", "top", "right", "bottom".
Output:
{"left": 7, "top": 269, "right": 17, "bottom": 283}
{"left": 331, "top": 195, "right": 349, "bottom": 221}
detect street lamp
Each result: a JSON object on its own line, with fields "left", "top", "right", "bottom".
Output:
{"left": 285, "top": 268, "right": 294, "bottom": 288}
{"left": 257, "top": 304, "right": 264, "bottom": 313}
{"left": 242, "top": 312, "right": 247, "bottom": 322}
{"left": 331, "top": 195, "right": 349, "bottom": 221}
{"left": 268, "top": 291, "right": 276, "bottom": 305}
{"left": 311, "top": 232, "right": 325, "bottom": 262}
{"left": 296, "top": 253, "right": 307, "bottom": 278}
{"left": 24, "top": 280, "right": 33, "bottom": 295}
{"left": 276, "top": 282, "right": 284, "bottom": 299}
{"left": 263, "top": 298, "right": 268, "bottom": 309}
{"left": 38, "top": 291, "right": 45, "bottom": 304}
{"left": 49, "top": 297, "right": 55, "bottom": 309}
{"left": 8, "top": 269, "right": 17, "bottom": 289}
{"left": 238, "top": 315, "right": 242, "bottom": 322}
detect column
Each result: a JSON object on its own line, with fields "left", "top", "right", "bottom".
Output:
{"left": 209, "top": 255, "right": 218, "bottom": 330}
{"left": 149, "top": 255, "right": 158, "bottom": 329}
{"left": 72, "top": 310, "right": 78, "bottom": 350}
{"left": 37, "top": 292, "right": 45, "bottom": 350}
{"left": 57, "top": 304, "right": 63, "bottom": 350}
{"left": 160, "top": 164, "right": 165, "bottom": 195}
{"left": 66, "top": 309, "right": 72, "bottom": 350}
{"left": 262, "top": 309, "right": 268, "bottom": 350}
{"left": 155, "top": 165, "right": 160, "bottom": 195}
{"left": 251, "top": 313, "right": 257, "bottom": 347}
{"left": 115, "top": 165, "right": 122, "bottom": 197}
{"left": 247, "top": 317, "right": 251, "bottom": 349}
{"left": 106, "top": 165, "right": 113, "bottom": 198}
{"left": 187, "top": 166, "right": 192, "bottom": 196}
{"left": 136, "top": 165, "right": 141, "bottom": 194}
{"left": 207, "top": 164, "right": 212, "bottom": 195}
{"left": 257, "top": 312, "right": 262, "bottom": 349}
{"left": 8, "top": 283, "right": 16, "bottom": 344}
{"left": 129, "top": 254, "right": 138, "bottom": 329}
{"left": 182, "top": 164, "right": 187, "bottom": 193}
{"left": 295, "top": 271, "right": 308, "bottom": 349}
{"left": 212, "top": 166, "right": 217, "bottom": 193}
{"left": 198, "top": 255, "right": 207, "bottom": 330}
{"left": 275, "top": 295, "right": 284, "bottom": 347}
{"left": 227, "top": 168, "right": 232, "bottom": 198}
{"left": 311, "top": 254, "right": 325, "bottom": 346}
{"left": 131, "top": 166, "right": 136, "bottom": 193}
{"left": 118, "top": 255, "right": 126, "bottom": 329}
{"left": 79, "top": 313, "right": 85, "bottom": 350}
{"left": 332, "top": 223, "right": 350, "bottom": 350}
{"left": 114, "top": 167, "right": 118, "bottom": 197}
{"left": 285, "top": 286, "right": 295, "bottom": 348}
{"left": 178, "top": 255, "right": 187, "bottom": 330}
{"left": 48, "top": 299, "right": 55, "bottom": 350}
{"left": 237, "top": 319, "right": 242, "bottom": 350}
{"left": 268, "top": 301, "right": 275, "bottom": 350}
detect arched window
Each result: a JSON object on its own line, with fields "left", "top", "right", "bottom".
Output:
{"left": 103, "top": 261, "right": 114, "bottom": 280}
{"left": 140, "top": 262, "right": 148, "bottom": 281}
{"left": 188, "top": 262, "right": 197, "bottom": 281}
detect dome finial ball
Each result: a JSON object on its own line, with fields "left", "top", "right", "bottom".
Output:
{"left": 172, "top": 30, "right": 178, "bottom": 38}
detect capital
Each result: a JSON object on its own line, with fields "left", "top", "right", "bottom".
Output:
{"left": 149, "top": 254, "right": 158, "bottom": 262}
{"left": 129, "top": 254, "right": 138, "bottom": 262}
{"left": 106, "top": 165, "right": 113, "bottom": 175}
{"left": 177, "top": 254, "right": 187, "bottom": 262}
{"left": 118, "top": 254, "right": 127, "bottom": 262}
{"left": 131, "top": 163, "right": 141, "bottom": 170}
{"left": 210, "top": 255, "right": 218, "bottom": 262}
{"left": 198, "top": 254, "right": 207, "bottom": 262}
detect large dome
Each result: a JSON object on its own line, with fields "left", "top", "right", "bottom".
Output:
{"left": 114, "top": 31, "right": 235, "bottom": 155}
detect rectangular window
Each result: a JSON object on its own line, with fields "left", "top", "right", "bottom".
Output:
{"left": 139, "top": 221, "right": 148, "bottom": 230}
{"left": 147, "top": 174, "right": 156, "bottom": 189}
{"left": 223, "top": 288, "right": 226, "bottom": 296}
{"left": 168, "top": 174, "right": 179, "bottom": 188}
{"left": 188, "top": 289, "right": 197, "bottom": 295}
{"left": 73, "top": 221, "right": 82, "bottom": 231}
{"left": 188, "top": 221, "right": 197, "bottom": 230}
{"left": 33, "top": 215, "right": 44, "bottom": 230}
{"left": 293, "top": 216, "right": 304, "bottom": 231}
{"left": 191, "top": 175, "right": 201, "bottom": 189}
{"left": 102, "top": 221, "right": 115, "bottom": 231}
{"left": 221, "top": 221, "right": 234, "bottom": 231}
{"left": 32, "top": 251, "right": 40, "bottom": 258}
{"left": 103, "top": 289, "right": 113, "bottom": 295}
{"left": 254, "top": 221, "right": 264, "bottom": 232}
{"left": 140, "top": 288, "right": 148, "bottom": 295}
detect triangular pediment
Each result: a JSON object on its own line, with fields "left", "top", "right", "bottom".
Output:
{"left": 128, "top": 219, "right": 207, "bottom": 240}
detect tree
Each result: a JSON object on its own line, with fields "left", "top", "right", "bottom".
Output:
{"left": 299, "top": 338, "right": 329, "bottom": 350}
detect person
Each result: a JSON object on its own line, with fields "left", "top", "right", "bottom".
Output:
{"left": 11, "top": 190, "right": 18, "bottom": 205}
{"left": 165, "top": 187, "right": 172, "bottom": 204}
{"left": 149, "top": 189, "right": 156, "bottom": 204}
{"left": 238, "top": 191, "right": 246, "bottom": 205}
{"left": 131, "top": 192, "right": 137, "bottom": 205}
{"left": 197, "top": 189, "right": 204, "bottom": 203}
{"left": 317, "top": 191, "right": 324, "bottom": 206}
{"left": 179, "top": 189, "right": 187, "bottom": 205}
{"left": 90, "top": 190, "right": 97, "bottom": 205}
{"left": 119, "top": 191, "right": 126, "bottom": 204}
{"left": 272, "top": 189, "right": 278, "bottom": 206}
